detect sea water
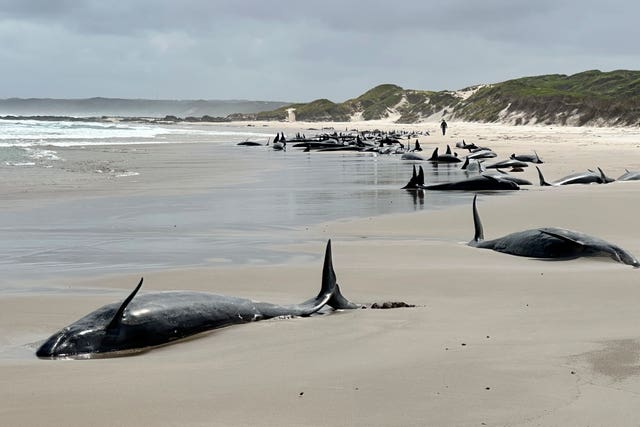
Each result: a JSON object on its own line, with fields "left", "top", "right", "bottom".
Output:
{"left": 0, "top": 119, "right": 481, "bottom": 284}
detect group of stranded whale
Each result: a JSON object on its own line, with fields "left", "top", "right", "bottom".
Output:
{"left": 37, "top": 193, "right": 639, "bottom": 359}
{"left": 35, "top": 133, "right": 639, "bottom": 359}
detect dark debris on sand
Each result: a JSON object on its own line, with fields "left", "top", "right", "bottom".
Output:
{"left": 365, "top": 301, "right": 416, "bottom": 309}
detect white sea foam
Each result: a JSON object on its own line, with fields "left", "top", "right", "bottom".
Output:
{"left": 116, "top": 171, "right": 140, "bottom": 178}
{"left": 0, "top": 119, "right": 274, "bottom": 148}
{"left": 23, "top": 147, "right": 60, "bottom": 161}
{"left": 0, "top": 119, "right": 168, "bottom": 141}
{"left": 4, "top": 161, "right": 36, "bottom": 166}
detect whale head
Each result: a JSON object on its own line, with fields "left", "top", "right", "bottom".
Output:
{"left": 36, "top": 279, "right": 144, "bottom": 359}
{"left": 36, "top": 320, "right": 111, "bottom": 359}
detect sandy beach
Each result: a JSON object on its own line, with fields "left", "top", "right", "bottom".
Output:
{"left": 1, "top": 120, "right": 640, "bottom": 426}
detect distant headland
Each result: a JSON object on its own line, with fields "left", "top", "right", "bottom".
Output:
{"left": 2, "top": 70, "right": 639, "bottom": 127}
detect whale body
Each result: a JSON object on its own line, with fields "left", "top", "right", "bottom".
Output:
{"left": 36, "top": 240, "right": 359, "bottom": 359}
{"left": 468, "top": 195, "right": 639, "bottom": 267}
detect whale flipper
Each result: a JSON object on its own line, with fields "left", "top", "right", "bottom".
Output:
{"left": 538, "top": 230, "right": 586, "bottom": 247}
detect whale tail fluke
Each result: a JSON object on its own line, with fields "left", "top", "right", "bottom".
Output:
{"left": 534, "top": 150, "right": 543, "bottom": 163}
{"left": 301, "top": 240, "right": 359, "bottom": 314}
{"left": 536, "top": 166, "right": 551, "bottom": 186}
{"left": 471, "top": 195, "right": 484, "bottom": 244}
{"left": 327, "top": 283, "right": 360, "bottom": 309}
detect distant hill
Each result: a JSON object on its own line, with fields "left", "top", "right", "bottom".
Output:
{"left": 0, "top": 98, "right": 290, "bottom": 118}
{"left": 257, "top": 70, "right": 640, "bottom": 126}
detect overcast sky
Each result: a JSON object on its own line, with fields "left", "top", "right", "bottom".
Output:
{"left": 1, "top": 0, "right": 638, "bottom": 102}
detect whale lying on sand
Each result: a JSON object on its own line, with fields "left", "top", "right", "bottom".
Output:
{"left": 428, "top": 147, "right": 461, "bottom": 163}
{"left": 485, "top": 159, "right": 529, "bottom": 170}
{"left": 536, "top": 166, "right": 614, "bottom": 185}
{"left": 468, "top": 195, "right": 639, "bottom": 267}
{"left": 36, "top": 240, "right": 361, "bottom": 359}
{"left": 402, "top": 166, "right": 519, "bottom": 191}
{"left": 617, "top": 169, "right": 640, "bottom": 181}
{"left": 510, "top": 151, "right": 543, "bottom": 164}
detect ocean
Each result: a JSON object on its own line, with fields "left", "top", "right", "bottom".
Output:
{"left": 0, "top": 119, "right": 478, "bottom": 284}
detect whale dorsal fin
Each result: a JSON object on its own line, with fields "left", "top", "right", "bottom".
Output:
{"left": 429, "top": 147, "right": 438, "bottom": 160}
{"left": 107, "top": 278, "right": 143, "bottom": 331}
{"left": 461, "top": 156, "right": 470, "bottom": 170}
{"left": 472, "top": 195, "right": 484, "bottom": 243}
{"left": 536, "top": 166, "right": 551, "bottom": 186}
{"left": 446, "top": 145, "right": 452, "bottom": 155}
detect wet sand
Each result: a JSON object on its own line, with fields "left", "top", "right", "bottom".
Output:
{"left": 1, "top": 120, "right": 640, "bottom": 426}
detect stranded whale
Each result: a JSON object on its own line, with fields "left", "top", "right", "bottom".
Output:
{"left": 617, "top": 169, "right": 640, "bottom": 181}
{"left": 536, "top": 166, "right": 614, "bottom": 186}
{"left": 468, "top": 195, "right": 639, "bottom": 267}
{"left": 402, "top": 166, "right": 519, "bottom": 191}
{"left": 36, "top": 240, "right": 360, "bottom": 359}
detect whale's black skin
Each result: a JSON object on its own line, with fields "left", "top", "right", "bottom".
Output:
{"left": 469, "top": 195, "right": 639, "bottom": 267}
{"left": 486, "top": 169, "right": 532, "bottom": 185}
{"left": 237, "top": 141, "right": 264, "bottom": 146}
{"left": 536, "top": 166, "right": 614, "bottom": 186}
{"left": 485, "top": 159, "right": 529, "bottom": 169}
{"left": 36, "top": 241, "right": 359, "bottom": 359}
{"left": 401, "top": 152, "right": 426, "bottom": 161}
{"left": 423, "top": 175, "right": 520, "bottom": 191}
{"left": 617, "top": 169, "right": 640, "bottom": 181}
{"left": 401, "top": 166, "right": 519, "bottom": 191}
{"left": 456, "top": 140, "right": 479, "bottom": 151}
{"left": 428, "top": 147, "right": 462, "bottom": 163}
{"left": 510, "top": 151, "right": 543, "bottom": 164}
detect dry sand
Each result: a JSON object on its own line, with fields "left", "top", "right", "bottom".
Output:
{"left": 1, "top": 120, "right": 640, "bottom": 426}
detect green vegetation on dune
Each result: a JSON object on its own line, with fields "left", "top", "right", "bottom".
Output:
{"left": 344, "top": 84, "right": 405, "bottom": 120}
{"left": 254, "top": 70, "right": 640, "bottom": 126}
{"left": 455, "top": 70, "right": 640, "bottom": 125}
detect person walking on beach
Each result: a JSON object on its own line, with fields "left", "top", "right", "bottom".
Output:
{"left": 440, "top": 119, "right": 448, "bottom": 136}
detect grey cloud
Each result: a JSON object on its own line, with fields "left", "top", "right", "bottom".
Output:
{"left": 0, "top": 0, "right": 639, "bottom": 101}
